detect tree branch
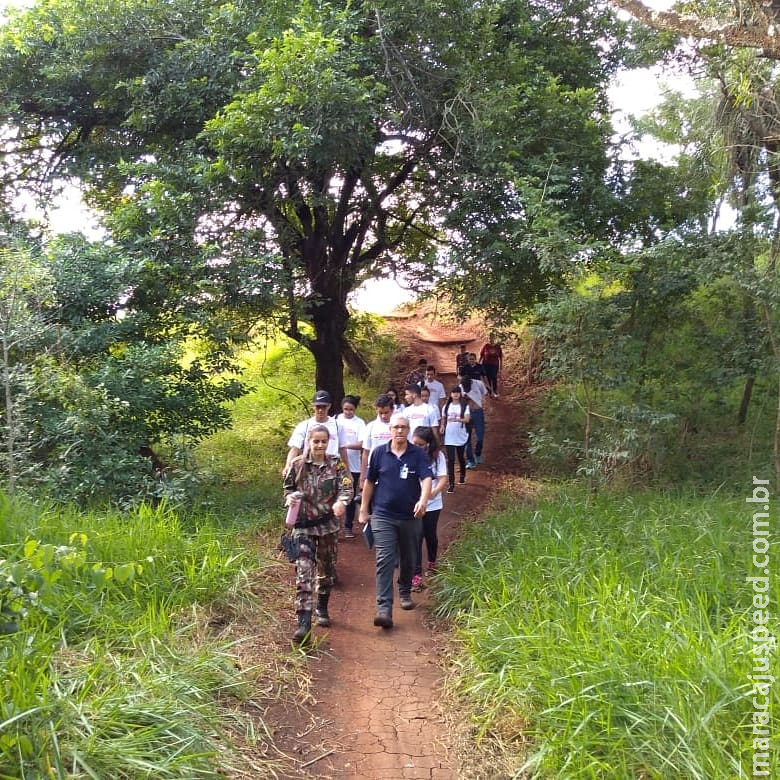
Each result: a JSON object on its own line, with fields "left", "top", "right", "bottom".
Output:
{"left": 612, "top": 0, "right": 780, "bottom": 58}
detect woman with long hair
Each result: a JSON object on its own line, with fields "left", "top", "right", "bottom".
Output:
{"left": 410, "top": 426, "right": 448, "bottom": 590}
{"left": 283, "top": 424, "right": 353, "bottom": 643}
{"left": 336, "top": 394, "right": 365, "bottom": 539}
{"left": 385, "top": 386, "right": 404, "bottom": 413}
{"left": 440, "top": 385, "right": 470, "bottom": 491}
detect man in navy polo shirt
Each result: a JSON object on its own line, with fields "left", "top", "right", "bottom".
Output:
{"left": 358, "top": 413, "right": 433, "bottom": 628}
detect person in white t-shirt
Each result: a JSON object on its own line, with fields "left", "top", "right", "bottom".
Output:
{"left": 423, "top": 366, "right": 446, "bottom": 408}
{"left": 336, "top": 394, "right": 366, "bottom": 538}
{"left": 440, "top": 385, "right": 471, "bottom": 491}
{"left": 359, "top": 393, "right": 394, "bottom": 489}
{"left": 419, "top": 386, "right": 442, "bottom": 427}
{"left": 284, "top": 390, "right": 348, "bottom": 475}
{"left": 402, "top": 383, "right": 440, "bottom": 443}
{"left": 457, "top": 375, "right": 487, "bottom": 468}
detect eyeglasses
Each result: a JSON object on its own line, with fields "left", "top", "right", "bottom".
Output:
{"left": 390, "top": 425, "right": 409, "bottom": 431}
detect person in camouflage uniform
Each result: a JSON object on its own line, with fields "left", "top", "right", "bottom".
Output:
{"left": 283, "top": 424, "right": 353, "bottom": 643}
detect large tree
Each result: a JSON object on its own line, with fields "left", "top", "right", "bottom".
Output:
{"left": 0, "top": 0, "right": 627, "bottom": 401}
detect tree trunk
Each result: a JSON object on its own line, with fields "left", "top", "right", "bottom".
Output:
{"left": 738, "top": 294, "right": 759, "bottom": 424}
{"left": 343, "top": 340, "right": 371, "bottom": 381}
{"left": 737, "top": 375, "right": 755, "bottom": 425}
{"left": 2, "top": 332, "right": 14, "bottom": 496}
{"left": 308, "top": 294, "right": 349, "bottom": 406}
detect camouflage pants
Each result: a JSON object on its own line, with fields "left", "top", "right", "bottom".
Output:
{"left": 293, "top": 530, "right": 338, "bottom": 612}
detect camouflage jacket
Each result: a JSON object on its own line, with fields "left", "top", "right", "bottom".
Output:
{"left": 283, "top": 455, "right": 353, "bottom": 535}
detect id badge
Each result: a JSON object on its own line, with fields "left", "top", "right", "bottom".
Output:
{"left": 400, "top": 464, "right": 409, "bottom": 479}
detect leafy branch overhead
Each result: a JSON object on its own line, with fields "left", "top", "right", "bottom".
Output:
{"left": 613, "top": 0, "right": 780, "bottom": 59}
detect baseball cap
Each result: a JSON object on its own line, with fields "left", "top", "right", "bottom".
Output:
{"left": 312, "top": 390, "right": 332, "bottom": 405}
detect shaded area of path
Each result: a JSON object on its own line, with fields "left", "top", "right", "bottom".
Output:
{"left": 265, "top": 311, "right": 529, "bottom": 778}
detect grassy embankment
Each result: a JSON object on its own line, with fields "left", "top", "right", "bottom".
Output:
{"left": 434, "top": 483, "right": 779, "bottom": 778}
{"left": 0, "top": 497, "right": 275, "bottom": 778}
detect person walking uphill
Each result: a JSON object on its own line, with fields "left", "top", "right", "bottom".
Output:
{"left": 358, "top": 414, "right": 432, "bottom": 629}
{"left": 283, "top": 425, "right": 353, "bottom": 643}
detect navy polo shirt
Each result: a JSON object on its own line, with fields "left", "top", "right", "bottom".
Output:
{"left": 366, "top": 442, "right": 434, "bottom": 519}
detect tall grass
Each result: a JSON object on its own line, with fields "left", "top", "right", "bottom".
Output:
{"left": 435, "top": 486, "right": 778, "bottom": 778}
{"left": 0, "top": 495, "right": 266, "bottom": 778}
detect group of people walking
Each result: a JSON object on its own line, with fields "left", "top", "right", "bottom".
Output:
{"left": 280, "top": 337, "right": 503, "bottom": 643}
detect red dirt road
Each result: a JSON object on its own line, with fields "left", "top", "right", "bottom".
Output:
{"left": 267, "top": 311, "right": 529, "bottom": 778}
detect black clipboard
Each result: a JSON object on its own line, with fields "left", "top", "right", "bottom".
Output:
{"left": 362, "top": 521, "right": 374, "bottom": 549}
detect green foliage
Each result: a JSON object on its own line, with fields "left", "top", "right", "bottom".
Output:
{"left": 0, "top": 494, "right": 265, "bottom": 778}
{"left": 435, "top": 485, "right": 779, "bottom": 777}
{"left": 195, "top": 326, "right": 394, "bottom": 490}
{"left": 529, "top": 234, "right": 778, "bottom": 487}
{"left": 0, "top": 229, "right": 247, "bottom": 507}
{"left": 0, "top": 0, "right": 633, "bottom": 401}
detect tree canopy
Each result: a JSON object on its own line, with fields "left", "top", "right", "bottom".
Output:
{"left": 0, "top": 0, "right": 629, "bottom": 402}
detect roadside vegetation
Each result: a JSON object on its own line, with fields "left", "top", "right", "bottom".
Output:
{"left": 435, "top": 484, "right": 778, "bottom": 777}
{"left": 0, "top": 497, "right": 267, "bottom": 777}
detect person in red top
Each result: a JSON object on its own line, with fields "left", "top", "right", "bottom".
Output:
{"left": 479, "top": 336, "right": 503, "bottom": 397}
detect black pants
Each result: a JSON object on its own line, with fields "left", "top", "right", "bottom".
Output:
{"left": 415, "top": 508, "right": 441, "bottom": 576}
{"left": 483, "top": 364, "right": 499, "bottom": 394}
{"left": 446, "top": 444, "right": 466, "bottom": 487}
{"left": 345, "top": 471, "right": 360, "bottom": 529}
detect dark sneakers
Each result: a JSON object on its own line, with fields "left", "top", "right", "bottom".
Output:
{"left": 399, "top": 596, "right": 415, "bottom": 610}
{"left": 374, "top": 611, "right": 393, "bottom": 628}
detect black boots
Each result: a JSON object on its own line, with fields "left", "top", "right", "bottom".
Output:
{"left": 293, "top": 595, "right": 330, "bottom": 643}
{"left": 292, "top": 610, "right": 312, "bottom": 643}
{"left": 315, "top": 594, "right": 331, "bottom": 627}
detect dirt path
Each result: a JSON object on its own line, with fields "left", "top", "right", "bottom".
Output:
{"left": 266, "top": 311, "right": 530, "bottom": 778}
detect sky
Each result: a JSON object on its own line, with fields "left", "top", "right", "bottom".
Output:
{"left": 2, "top": 0, "right": 689, "bottom": 314}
